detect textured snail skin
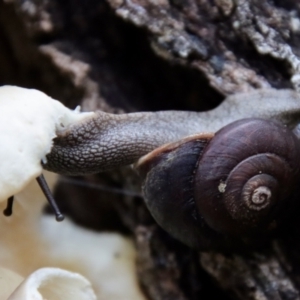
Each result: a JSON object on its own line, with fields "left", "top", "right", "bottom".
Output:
{"left": 44, "top": 89, "right": 300, "bottom": 175}
{"left": 136, "top": 118, "right": 300, "bottom": 249}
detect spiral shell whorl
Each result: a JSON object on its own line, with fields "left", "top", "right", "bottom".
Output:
{"left": 242, "top": 174, "right": 275, "bottom": 211}
{"left": 137, "top": 118, "right": 300, "bottom": 249}
{"left": 222, "top": 153, "right": 291, "bottom": 226}
{"left": 195, "top": 118, "right": 300, "bottom": 235}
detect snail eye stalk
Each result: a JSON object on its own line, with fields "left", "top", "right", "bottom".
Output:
{"left": 36, "top": 174, "right": 64, "bottom": 222}
{"left": 3, "top": 196, "right": 14, "bottom": 216}
{"left": 3, "top": 174, "right": 64, "bottom": 222}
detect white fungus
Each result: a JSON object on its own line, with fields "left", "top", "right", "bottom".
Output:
{"left": 0, "top": 267, "right": 24, "bottom": 299}
{"left": 0, "top": 85, "right": 93, "bottom": 202}
{"left": 0, "top": 86, "right": 146, "bottom": 300}
{"left": 8, "top": 268, "right": 97, "bottom": 300}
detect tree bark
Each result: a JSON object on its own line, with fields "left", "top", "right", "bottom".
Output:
{"left": 1, "top": 0, "right": 300, "bottom": 299}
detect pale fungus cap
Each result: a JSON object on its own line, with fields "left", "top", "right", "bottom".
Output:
{"left": 40, "top": 216, "right": 145, "bottom": 300}
{"left": 0, "top": 267, "right": 24, "bottom": 299}
{"left": 0, "top": 179, "right": 146, "bottom": 300}
{"left": 0, "top": 85, "right": 93, "bottom": 202}
{"left": 8, "top": 267, "right": 97, "bottom": 300}
{"left": 0, "top": 86, "right": 146, "bottom": 300}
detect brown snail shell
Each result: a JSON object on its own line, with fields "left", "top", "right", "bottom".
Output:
{"left": 136, "top": 118, "right": 300, "bottom": 250}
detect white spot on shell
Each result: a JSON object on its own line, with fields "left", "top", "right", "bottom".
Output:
{"left": 218, "top": 182, "right": 227, "bottom": 193}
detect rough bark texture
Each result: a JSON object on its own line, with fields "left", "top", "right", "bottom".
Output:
{"left": 2, "top": 0, "right": 300, "bottom": 299}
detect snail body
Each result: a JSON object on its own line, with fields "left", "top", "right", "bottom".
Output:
{"left": 136, "top": 118, "right": 300, "bottom": 249}
{"left": 42, "top": 88, "right": 300, "bottom": 250}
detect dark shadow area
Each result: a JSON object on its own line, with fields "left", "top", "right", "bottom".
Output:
{"left": 55, "top": 0, "right": 223, "bottom": 112}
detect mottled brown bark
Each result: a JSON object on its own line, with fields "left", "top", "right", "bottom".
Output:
{"left": 1, "top": 0, "right": 300, "bottom": 299}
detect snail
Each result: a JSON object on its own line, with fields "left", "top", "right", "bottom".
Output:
{"left": 42, "top": 88, "right": 300, "bottom": 249}
{"left": 136, "top": 118, "right": 300, "bottom": 249}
